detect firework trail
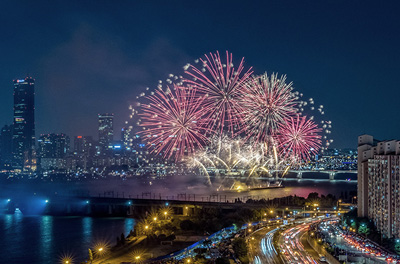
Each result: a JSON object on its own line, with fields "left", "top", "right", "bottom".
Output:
{"left": 277, "top": 115, "right": 322, "bottom": 161}
{"left": 184, "top": 51, "right": 253, "bottom": 135}
{"left": 139, "top": 85, "right": 209, "bottom": 160}
{"left": 131, "top": 51, "right": 331, "bottom": 186}
{"left": 240, "top": 73, "right": 297, "bottom": 143}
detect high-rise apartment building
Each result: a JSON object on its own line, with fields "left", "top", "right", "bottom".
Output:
{"left": 0, "top": 124, "right": 13, "bottom": 169}
{"left": 358, "top": 134, "right": 400, "bottom": 239}
{"left": 98, "top": 113, "right": 113, "bottom": 154}
{"left": 12, "top": 77, "right": 36, "bottom": 172}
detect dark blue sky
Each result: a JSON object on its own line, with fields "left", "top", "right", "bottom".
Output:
{"left": 1, "top": 0, "right": 399, "bottom": 148}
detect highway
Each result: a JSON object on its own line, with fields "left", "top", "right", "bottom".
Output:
{"left": 248, "top": 218, "right": 324, "bottom": 264}
{"left": 248, "top": 225, "right": 282, "bottom": 264}
{"left": 319, "top": 221, "right": 390, "bottom": 264}
{"left": 279, "top": 221, "right": 322, "bottom": 264}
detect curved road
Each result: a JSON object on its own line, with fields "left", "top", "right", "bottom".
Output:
{"left": 278, "top": 222, "right": 322, "bottom": 264}
{"left": 248, "top": 226, "right": 282, "bottom": 264}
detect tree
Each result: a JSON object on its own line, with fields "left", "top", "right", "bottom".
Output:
{"left": 307, "top": 192, "right": 319, "bottom": 200}
{"left": 394, "top": 240, "right": 400, "bottom": 255}
{"left": 180, "top": 219, "right": 196, "bottom": 231}
{"left": 88, "top": 249, "right": 93, "bottom": 264}
{"left": 232, "top": 237, "right": 248, "bottom": 258}
{"left": 358, "top": 223, "right": 370, "bottom": 236}
{"left": 120, "top": 233, "right": 126, "bottom": 245}
{"left": 216, "top": 257, "right": 230, "bottom": 264}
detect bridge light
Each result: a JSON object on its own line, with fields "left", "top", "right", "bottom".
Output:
{"left": 7, "top": 199, "right": 10, "bottom": 202}
{"left": 86, "top": 200, "right": 90, "bottom": 204}
{"left": 45, "top": 200, "right": 49, "bottom": 203}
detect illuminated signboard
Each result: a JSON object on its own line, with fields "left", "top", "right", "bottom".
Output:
{"left": 17, "top": 79, "right": 25, "bottom": 83}
{"left": 15, "top": 118, "right": 24, "bottom": 122}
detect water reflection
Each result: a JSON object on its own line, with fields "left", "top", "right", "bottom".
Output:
{"left": 40, "top": 215, "right": 53, "bottom": 263}
{"left": 4, "top": 213, "right": 13, "bottom": 233}
{"left": 82, "top": 217, "right": 93, "bottom": 246}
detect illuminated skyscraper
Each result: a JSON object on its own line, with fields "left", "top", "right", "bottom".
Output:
{"left": 98, "top": 113, "right": 114, "bottom": 154}
{"left": 12, "top": 77, "right": 36, "bottom": 172}
{"left": 38, "top": 133, "right": 70, "bottom": 158}
{"left": 121, "top": 126, "right": 132, "bottom": 150}
{"left": 73, "top": 135, "right": 95, "bottom": 157}
{"left": 0, "top": 124, "right": 13, "bottom": 169}
{"left": 38, "top": 133, "right": 70, "bottom": 172}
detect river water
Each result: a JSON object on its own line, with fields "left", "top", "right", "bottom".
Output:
{"left": 0, "top": 177, "right": 356, "bottom": 264}
{"left": 0, "top": 213, "right": 135, "bottom": 264}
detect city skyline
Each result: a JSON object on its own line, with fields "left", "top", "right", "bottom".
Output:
{"left": 2, "top": 2, "right": 400, "bottom": 263}
{"left": 1, "top": 1, "right": 400, "bottom": 148}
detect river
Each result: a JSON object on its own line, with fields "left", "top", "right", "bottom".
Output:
{"left": 0, "top": 177, "right": 356, "bottom": 264}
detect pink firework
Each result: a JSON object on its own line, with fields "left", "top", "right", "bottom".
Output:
{"left": 184, "top": 51, "right": 253, "bottom": 135}
{"left": 139, "top": 85, "right": 209, "bottom": 160}
{"left": 240, "top": 73, "right": 297, "bottom": 143}
{"left": 278, "top": 115, "right": 322, "bottom": 161}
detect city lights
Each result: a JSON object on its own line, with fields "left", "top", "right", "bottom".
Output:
{"left": 2, "top": 2, "right": 399, "bottom": 264}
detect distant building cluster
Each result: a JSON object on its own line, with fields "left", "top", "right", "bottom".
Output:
{"left": 0, "top": 76, "right": 356, "bottom": 180}
{"left": 358, "top": 134, "right": 400, "bottom": 239}
{"left": 306, "top": 149, "right": 357, "bottom": 171}
{"left": 0, "top": 76, "right": 168, "bottom": 177}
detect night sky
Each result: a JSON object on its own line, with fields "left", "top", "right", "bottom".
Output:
{"left": 1, "top": 1, "right": 400, "bottom": 148}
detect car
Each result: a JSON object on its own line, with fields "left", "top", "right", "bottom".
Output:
{"left": 319, "top": 254, "right": 327, "bottom": 262}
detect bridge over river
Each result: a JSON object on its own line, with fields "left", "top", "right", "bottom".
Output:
{"left": 287, "top": 170, "right": 357, "bottom": 180}
{"left": 1, "top": 194, "right": 352, "bottom": 217}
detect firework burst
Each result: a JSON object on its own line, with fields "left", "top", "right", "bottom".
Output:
{"left": 139, "top": 85, "right": 209, "bottom": 160}
{"left": 184, "top": 51, "right": 253, "bottom": 135}
{"left": 277, "top": 115, "right": 322, "bottom": 161}
{"left": 240, "top": 73, "right": 297, "bottom": 143}
{"left": 131, "top": 51, "right": 329, "bottom": 182}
